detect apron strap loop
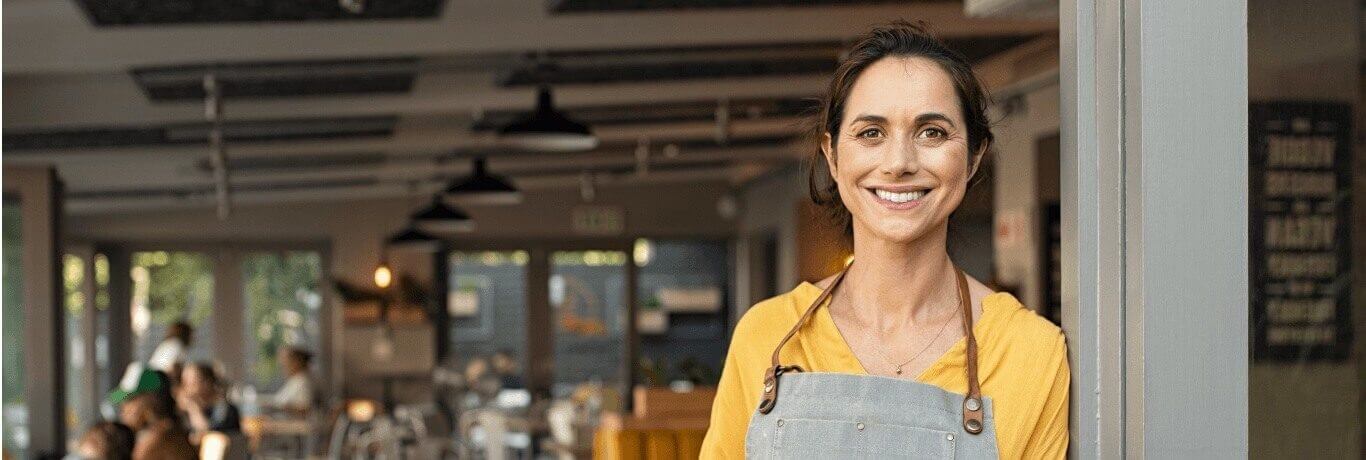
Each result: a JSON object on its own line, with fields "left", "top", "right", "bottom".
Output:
{"left": 758, "top": 267, "right": 849, "bottom": 414}
{"left": 956, "top": 269, "right": 986, "bottom": 434}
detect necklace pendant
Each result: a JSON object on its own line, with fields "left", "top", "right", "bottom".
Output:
{"left": 894, "top": 366, "right": 903, "bottom": 375}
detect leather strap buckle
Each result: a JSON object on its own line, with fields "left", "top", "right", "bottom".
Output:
{"left": 757, "top": 365, "right": 804, "bottom": 414}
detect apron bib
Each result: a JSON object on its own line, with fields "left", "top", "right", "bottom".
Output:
{"left": 743, "top": 266, "right": 1000, "bottom": 459}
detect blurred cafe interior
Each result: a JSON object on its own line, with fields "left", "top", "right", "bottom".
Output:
{"left": 3, "top": 0, "right": 1364, "bottom": 458}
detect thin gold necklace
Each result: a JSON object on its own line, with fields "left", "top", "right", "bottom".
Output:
{"left": 851, "top": 282, "right": 960, "bottom": 376}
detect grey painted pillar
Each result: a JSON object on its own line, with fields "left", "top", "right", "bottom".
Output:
{"left": 4, "top": 166, "right": 66, "bottom": 458}
{"left": 1061, "top": 0, "right": 1249, "bottom": 457}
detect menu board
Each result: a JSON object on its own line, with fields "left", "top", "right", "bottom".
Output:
{"left": 1249, "top": 102, "right": 1352, "bottom": 362}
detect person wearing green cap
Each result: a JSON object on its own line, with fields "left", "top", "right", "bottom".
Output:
{"left": 109, "top": 364, "right": 196, "bottom": 459}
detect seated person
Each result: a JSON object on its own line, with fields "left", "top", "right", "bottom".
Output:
{"left": 490, "top": 350, "right": 526, "bottom": 390}
{"left": 109, "top": 364, "right": 196, "bottom": 459}
{"left": 261, "top": 347, "right": 315, "bottom": 416}
{"left": 66, "top": 421, "right": 135, "bottom": 460}
{"left": 176, "top": 362, "right": 241, "bottom": 443}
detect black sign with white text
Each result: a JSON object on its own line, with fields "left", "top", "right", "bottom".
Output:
{"left": 1250, "top": 102, "right": 1352, "bottom": 362}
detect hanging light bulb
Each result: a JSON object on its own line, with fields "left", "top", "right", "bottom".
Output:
{"left": 373, "top": 261, "right": 393, "bottom": 289}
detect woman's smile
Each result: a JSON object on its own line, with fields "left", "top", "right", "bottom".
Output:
{"left": 866, "top": 185, "right": 933, "bottom": 210}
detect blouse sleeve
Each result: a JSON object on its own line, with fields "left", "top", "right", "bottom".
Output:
{"left": 1022, "top": 332, "right": 1071, "bottom": 458}
{"left": 699, "top": 326, "right": 754, "bottom": 459}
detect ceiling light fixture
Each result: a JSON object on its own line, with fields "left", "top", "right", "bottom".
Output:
{"left": 444, "top": 157, "right": 522, "bottom": 205}
{"left": 386, "top": 225, "right": 442, "bottom": 252}
{"left": 412, "top": 195, "right": 475, "bottom": 233}
{"left": 498, "top": 86, "right": 598, "bottom": 152}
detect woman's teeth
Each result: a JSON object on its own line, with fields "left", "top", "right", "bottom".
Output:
{"left": 874, "top": 189, "right": 927, "bottom": 203}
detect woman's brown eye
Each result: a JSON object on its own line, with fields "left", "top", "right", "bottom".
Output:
{"left": 858, "top": 128, "right": 883, "bottom": 139}
{"left": 919, "top": 128, "right": 946, "bottom": 139}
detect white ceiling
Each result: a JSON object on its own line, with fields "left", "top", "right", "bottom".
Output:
{"left": 2, "top": 0, "right": 1055, "bottom": 215}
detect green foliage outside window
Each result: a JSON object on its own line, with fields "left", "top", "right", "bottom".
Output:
{"left": 242, "top": 252, "right": 322, "bottom": 389}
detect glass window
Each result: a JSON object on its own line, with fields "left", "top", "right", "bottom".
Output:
{"left": 130, "top": 251, "right": 215, "bottom": 365}
{"left": 550, "top": 250, "right": 628, "bottom": 394}
{"left": 633, "top": 239, "right": 729, "bottom": 387}
{"left": 3, "top": 201, "right": 26, "bottom": 458}
{"left": 1246, "top": 2, "right": 1361, "bottom": 457}
{"left": 241, "top": 251, "right": 324, "bottom": 391}
{"left": 447, "top": 251, "right": 529, "bottom": 384}
{"left": 93, "top": 254, "right": 113, "bottom": 399}
{"left": 62, "top": 254, "right": 91, "bottom": 444}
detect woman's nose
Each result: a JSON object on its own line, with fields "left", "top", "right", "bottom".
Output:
{"left": 879, "top": 138, "right": 920, "bottom": 176}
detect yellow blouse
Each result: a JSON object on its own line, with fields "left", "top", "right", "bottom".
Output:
{"left": 701, "top": 282, "right": 1070, "bottom": 459}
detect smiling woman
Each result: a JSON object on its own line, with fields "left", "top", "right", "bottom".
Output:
{"left": 701, "top": 21, "right": 1069, "bottom": 459}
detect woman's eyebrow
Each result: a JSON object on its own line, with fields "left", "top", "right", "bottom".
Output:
{"left": 914, "top": 113, "right": 955, "bottom": 127}
{"left": 849, "top": 113, "right": 956, "bottom": 127}
{"left": 850, "top": 114, "right": 887, "bottom": 125}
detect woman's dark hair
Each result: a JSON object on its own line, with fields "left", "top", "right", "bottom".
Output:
{"left": 186, "top": 361, "right": 222, "bottom": 388}
{"left": 81, "top": 421, "right": 135, "bottom": 460}
{"left": 285, "top": 347, "right": 314, "bottom": 367}
{"left": 135, "top": 370, "right": 182, "bottom": 425}
{"left": 166, "top": 321, "right": 193, "bottom": 345}
{"left": 808, "top": 20, "right": 995, "bottom": 236}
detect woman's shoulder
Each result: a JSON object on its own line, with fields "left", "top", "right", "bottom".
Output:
{"left": 730, "top": 283, "right": 822, "bottom": 348}
{"left": 979, "top": 292, "right": 1067, "bottom": 355}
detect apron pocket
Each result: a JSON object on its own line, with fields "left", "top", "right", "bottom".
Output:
{"left": 772, "top": 418, "right": 955, "bottom": 459}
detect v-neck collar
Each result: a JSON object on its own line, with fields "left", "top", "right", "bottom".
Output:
{"left": 792, "top": 281, "right": 1004, "bottom": 382}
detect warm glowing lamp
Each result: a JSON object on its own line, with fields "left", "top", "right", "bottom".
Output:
{"left": 373, "top": 262, "right": 393, "bottom": 289}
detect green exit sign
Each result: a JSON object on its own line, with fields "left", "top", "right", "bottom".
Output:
{"left": 572, "top": 205, "right": 625, "bottom": 235}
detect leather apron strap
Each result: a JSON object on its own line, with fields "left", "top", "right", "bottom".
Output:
{"left": 756, "top": 264, "right": 986, "bottom": 435}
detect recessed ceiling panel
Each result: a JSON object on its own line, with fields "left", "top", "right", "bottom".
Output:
{"left": 549, "top": 0, "right": 949, "bottom": 13}
{"left": 76, "top": 0, "right": 446, "bottom": 26}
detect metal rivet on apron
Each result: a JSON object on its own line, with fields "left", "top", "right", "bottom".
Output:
{"left": 946, "top": 434, "right": 954, "bottom": 441}
{"left": 856, "top": 422, "right": 865, "bottom": 431}
{"left": 965, "top": 398, "right": 981, "bottom": 412}
{"left": 966, "top": 419, "right": 982, "bottom": 432}
{"left": 777, "top": 419, "right": 784, "bottom": 427}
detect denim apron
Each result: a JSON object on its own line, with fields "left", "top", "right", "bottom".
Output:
{"left": 744, "top": 267, "right": 999, "bottom": 459}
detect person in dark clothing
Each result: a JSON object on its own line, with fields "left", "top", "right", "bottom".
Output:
{"left": 176, "top": 362, "right": 241, "bottom": 444}
{"left": 110, "top": 365, "right": 196, "bottom": 459}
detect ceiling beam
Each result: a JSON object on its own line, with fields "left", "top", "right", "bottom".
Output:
{"left": 64, "top": 164, "right": 763, "bottom": 215}
{"left": 4, "top": 72, "right": 827, "bottom": 128}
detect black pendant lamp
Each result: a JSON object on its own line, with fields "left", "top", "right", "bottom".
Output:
{"left": 386, "top": 225, "right": 442, "bottom": 252}
{"left": 499, "top": 86, "right": 599, "bottom": 152}
{"left": 412, "top": 195, "right": 475, "bottom": 233}
{"left": 444, "top": 157, "right": 522, "bottom": 205}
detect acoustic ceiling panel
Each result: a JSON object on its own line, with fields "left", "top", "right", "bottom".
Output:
{"left": 549, "top": 0, "right": 948, "bottom": 13}
{"left": 76, "top": 0, "right": 446, "bottom": 26}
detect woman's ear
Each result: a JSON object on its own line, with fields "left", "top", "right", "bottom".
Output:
{"left": 821, "top": 132, "right": 837, "bottom": 175}
{"left": 967, "top": 141, "right": 989, "bottom": 183}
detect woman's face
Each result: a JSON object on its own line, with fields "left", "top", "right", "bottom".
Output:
{"left": 823, "top": 56, "right": 979, "bottom": 245}
{"left": 180, "top": 367, "right": 213, "bottom": 403}
{"left": 119, "top": 395, "right": 150, "bottom": 429}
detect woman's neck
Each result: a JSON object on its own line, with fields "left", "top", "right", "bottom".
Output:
{"left": 843, "top": 223, "right": 957, "bottom": 331}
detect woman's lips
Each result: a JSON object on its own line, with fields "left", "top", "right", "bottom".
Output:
{"left": 867, "top": 187, "right": 930, "bottom": 210}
